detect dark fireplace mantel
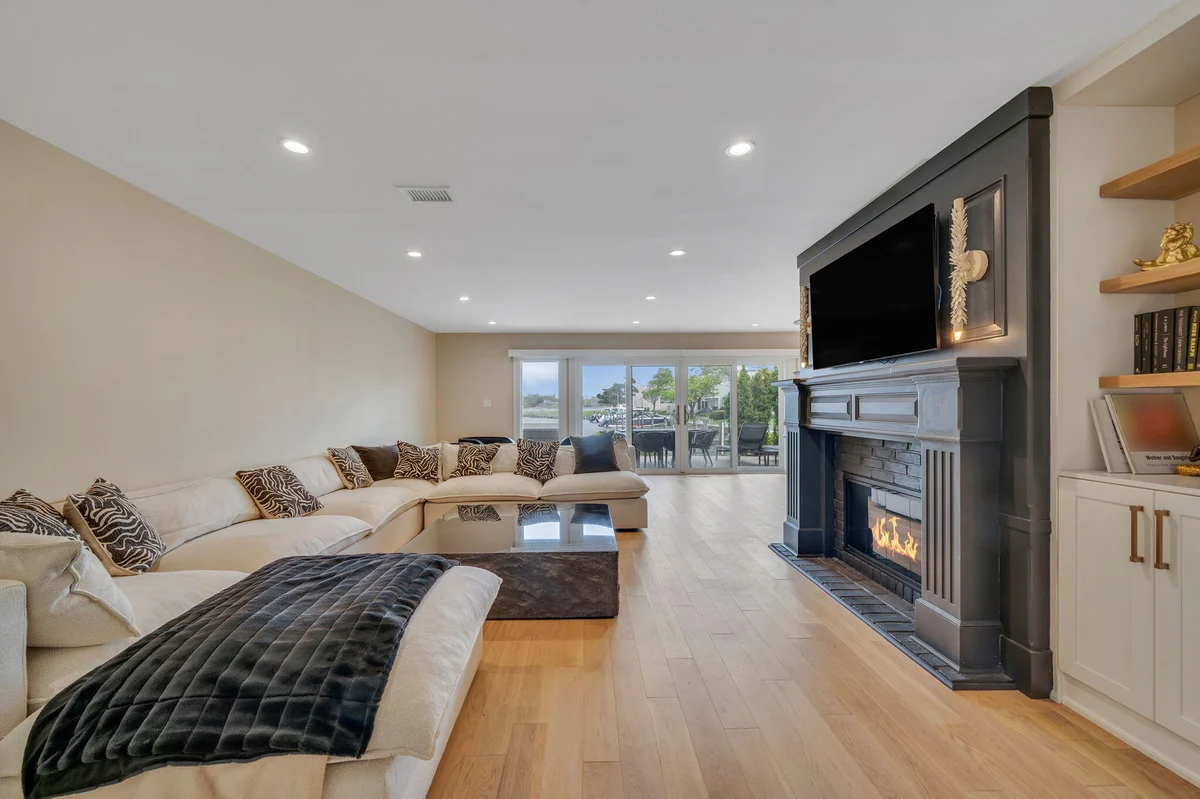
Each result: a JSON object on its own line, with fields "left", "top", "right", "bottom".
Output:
{"left": 777, "top": 356, "right": 1016, "bottom": 684}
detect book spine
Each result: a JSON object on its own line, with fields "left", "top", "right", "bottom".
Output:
{"left": 1134, "top": 314, "right": 1144, "bottom": 373}
{"left": 1153, "top": 310, "right": 1174, "bottom": 373}
{"left": 1188, "top": 308, "right": 1199, "bottom": 371}
{"left": 1174, "top": 306, "right": 1189, "bottom": 372}
{"left": 1141, "top": 313, "right": 1154, "bottom": 375}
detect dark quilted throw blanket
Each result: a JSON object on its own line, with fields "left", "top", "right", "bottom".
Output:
{"left": 23, "top": 553, "right": 458, "bottom": 799}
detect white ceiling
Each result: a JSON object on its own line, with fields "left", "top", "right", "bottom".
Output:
{"left": 0, "top": 1, "right": 1175, "bottom": 333}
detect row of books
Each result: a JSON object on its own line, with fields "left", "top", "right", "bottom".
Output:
{"left": 1090, "top": 393, "right": 1199, "bottom": 474}
{"left": 1134, "top": 306, "right": 1200, "bottom": 374}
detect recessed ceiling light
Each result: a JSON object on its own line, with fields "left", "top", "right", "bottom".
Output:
{"left": 669, "top": 249, "right": 686, "bottom": 257}
{"left": 488, "top": 320, "right": 497, "bottom": 325}
{"left": 280, "top": 139, "right": 311, "bottom": 155}
{"left": 406, "top": 250, "right": 422, "bottom": 258}
{"left": 645, "top": 295, "right": 656, "bottom": 300}
{"left": 725, "top": 140, "right": 755, "bottom": 157}
{"left": 458, "top": 296, "right": 470, "bottom": 302}
{"left": 632, "top": 321, "right": 640, "bottom": 325}
{"left": 751, "top": 323, "right": 760, "bottom": 327}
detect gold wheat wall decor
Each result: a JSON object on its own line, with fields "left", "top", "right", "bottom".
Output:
{"left": 948, "top": 197, "right": 989, "bottom": 341}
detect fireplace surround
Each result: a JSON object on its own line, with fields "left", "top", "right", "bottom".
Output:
{"left": 778, "top": 356, "right": 1016, "bottom": 689}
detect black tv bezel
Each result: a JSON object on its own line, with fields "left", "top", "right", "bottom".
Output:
{"left": 808, "top": 203, "right": 941, "bottom": 370}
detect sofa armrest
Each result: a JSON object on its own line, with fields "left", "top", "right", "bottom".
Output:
{"left": 0, "top": 580, "right": 27, "bottom": 740}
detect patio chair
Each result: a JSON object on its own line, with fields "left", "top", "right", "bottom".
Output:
{"left": 689, "top": 428, "right": 719, "bottom": 466}
{"left": 717, "top": 423, "right": 769, "bottom": 464}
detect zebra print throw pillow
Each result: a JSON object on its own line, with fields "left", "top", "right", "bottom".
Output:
{"left": 449, "top": 443, "right": 500, "bottom": 479}
{"left": 515, "top": 439, "right": 560, "bottom": 483}
{"left": 63, "top": 480, "right": 166, "bottom": 576}
{"left": 457, "top": 504, "right": 501, "bottom": 523}
{"left": 0, "top": 489, "right": 78, "bottom": 538}
{"left": 395, "top": 442, "right": 442, "bottom": 483}
{"left": 328, "top": 447, "right": 374, "bottom": 490}
{"left": 235, "top": 465, "right": 324, "bottom": 520}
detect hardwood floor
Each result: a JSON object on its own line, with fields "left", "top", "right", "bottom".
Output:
{"left": 427, "top": 474, "right": 1199, "bottom": 799}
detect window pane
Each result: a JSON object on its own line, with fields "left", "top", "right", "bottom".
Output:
{"left": 736, "top": 364, "right": 781, "bottom": 468}
{"left": 581, "top": 363, "right": 627, "bottom": 437}
{"left": 630, "top": 365, "right": 676, "bottom": 469}
{"left": 520, "top": 361, "right": 561, "bottom": 442}
{"left": 686, "top": 365, "right": 732, "bottom": 469}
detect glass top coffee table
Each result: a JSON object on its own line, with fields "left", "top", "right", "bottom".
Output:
{"left": 400, "top": 502, "right": 619, "bottom": 619}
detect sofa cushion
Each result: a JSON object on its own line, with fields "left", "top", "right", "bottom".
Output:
{"left": 540, "top": 471, "right": 650, "bottom": 501}
{"left": 441, "top": 443, "right": 517, "bottom": 479}
{"left": 515, "top": 439, "right": 559, "bottom": 483}
{"left": 352, "top": 444, "right": 400, "bottom": 482}
{"left": 130, "top": 475, "right": 261, "bottom": 554}
{"left": 0, "top": 490, "right": 76, "bottom": 539}
{"left": 569, "top": 433, "right": 620, "bottom": 474}
{"left": 287, "top": 454, "right": 345, "bottom": 498}
{"left": 154, "top": 515, "right": 370, "bottom": 573}
{"left": 327, "top": 447, "right": 374, "bottom": 490}
{"left": 0, "top": 533, "right": 137, "bottom": 648}
{"left": 63, "top": 480, "right": 166, "bottom": 576}
{"left": 313, "top": 486, "right": 423, "bottom": 532}
{"left": 427, "top": 474, "right": 543, "bottom": 503}
{"left": 24, "top": 570, "right": 246, "bottom": 713}
{"left": 449, "top": 443, "right": 500, "bottom": 478}
{"left": 555, "top": 438, "right": 635, "bottom": 475}
{"left": 394, "top": 442, "right": 441, "bottom": 483}
{"left": 372, "top": 477, "right": 439, "bottom": 499}
{"left": 236, "top": 465, "right": 323, "bottom": 519}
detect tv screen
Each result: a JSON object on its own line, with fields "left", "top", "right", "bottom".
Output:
{"left": 809, "top": 204, "right": 939, "bottom": 369}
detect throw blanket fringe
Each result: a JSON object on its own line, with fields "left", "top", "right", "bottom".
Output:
{"left": 24, "top": 553, "right": 457, "bottom": 799}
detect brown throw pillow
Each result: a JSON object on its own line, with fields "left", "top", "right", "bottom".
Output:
{"left": 515, "top": 439, "right": 559, "bottom": 483}
{"left": 0, "top": 489, "right": 78, "bottom": 539}
{"left": 351, "top": 444, "right": 400, "bottom": 481}
{"left": 395, "top": 442, "right": 442, "bottom": 483}
{"left": 235, "top": 465, "right": 323, "bottom": 520}
{"left": 328, "top": 447, "right": 374, "bottom": 490}
{"left": 450, "top": 443, "right": 499, "bottom": 478}
{"left": 63, "top": 479, "right": 166, "bottom": 576}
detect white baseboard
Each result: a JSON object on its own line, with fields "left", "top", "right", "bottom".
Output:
{"left": 1060, "top": 674, "right": 1200, "bottom": 789}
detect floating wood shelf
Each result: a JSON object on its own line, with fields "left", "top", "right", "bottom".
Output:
{"left": 1100, "top": 373, "right": 1200, "bottom": 389}
{"left": 1099, "top": 261, "right": 1200, "bottom": 294}
{"left": 1100, "top": 142, "right": 1200, "bottom": 200}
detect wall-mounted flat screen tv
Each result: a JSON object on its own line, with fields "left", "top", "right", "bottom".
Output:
{"left": 809, "top": 203, "right": 940, "bottom": 369}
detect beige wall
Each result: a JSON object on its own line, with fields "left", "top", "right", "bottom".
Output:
{"left": 436, "top": 332, "right": 798, "bottom": 441}
{"left": 0, "top": 121, "right": 436, "bottom": 498}
{"left": 1178, "top": 93, "right": 1200, "bottom": 226}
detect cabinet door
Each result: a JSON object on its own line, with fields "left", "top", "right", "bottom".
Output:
{"left": 1059, "top": 478, "right": 1156, "bottom": 719}
{"left": 1153, "top": 491, "right": 1200, "bottom": 746}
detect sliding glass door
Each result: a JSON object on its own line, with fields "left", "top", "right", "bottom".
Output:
{"left": 525, "top": 354, "right": 788, "bottom": 475}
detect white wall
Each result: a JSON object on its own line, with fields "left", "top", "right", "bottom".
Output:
{"left": 0, "top": 121, "right": 436, "bottom": 498}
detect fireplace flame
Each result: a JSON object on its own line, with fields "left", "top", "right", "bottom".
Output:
{"left": 871, "top": 516, "right": 919, "bottom": 561}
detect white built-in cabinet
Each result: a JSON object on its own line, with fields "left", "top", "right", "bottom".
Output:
{"left": 1060, "top": 475, "right": 1200, "bottom": 750}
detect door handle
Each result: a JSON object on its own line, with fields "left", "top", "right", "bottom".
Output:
{"left": 1154, "top": 508, "right": 1170, "bottom": 570}
{"left": 1129, "top": 505, "right": 1145, "bottom": 563}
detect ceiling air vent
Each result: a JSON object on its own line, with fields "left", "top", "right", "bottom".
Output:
{"left": 396, "top": 186, "right": 454, "bottom": 203}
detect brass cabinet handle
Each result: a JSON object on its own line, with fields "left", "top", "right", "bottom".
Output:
{"left": 1129, "top": 505, "right": 1145, "bottom": 563}
{"left": 1154, "top": 509, "right": 1171, "bottom": 570}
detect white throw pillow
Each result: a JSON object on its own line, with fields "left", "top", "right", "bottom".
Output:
{"left": 0, "top": 532, "right": 138, "bottom": 647}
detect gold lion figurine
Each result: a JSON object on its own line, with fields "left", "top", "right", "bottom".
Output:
{"left": 1135, "top": 222, "right": 1200, "bottom": 271}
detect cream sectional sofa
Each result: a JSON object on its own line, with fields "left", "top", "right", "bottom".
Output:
{"left": 0, "top": 439, "right": 648, "bottom": 799}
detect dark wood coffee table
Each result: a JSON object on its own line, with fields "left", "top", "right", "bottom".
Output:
{"left": 400, "top": 502, "right": 618, "bottom": 619}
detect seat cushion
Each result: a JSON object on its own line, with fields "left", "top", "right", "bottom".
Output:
{"left": 25, "top": 570, "right": 246, "bottom": 713}
{"left": 427, "top": 474, "right": 543, "bottom": 503}
{"left": 372, "top": 477, "right": 438, "bottom": 499}
{"left": 540, "top": 471, "right": 650, "bottom": 501}
{"left": 154, "top": 515, "right": 370, "bottom": 573}
{"left": 313, "top": 486, "right": 423, "bottom": 532}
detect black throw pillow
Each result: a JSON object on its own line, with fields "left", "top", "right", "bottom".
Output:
{"left": 351, "top": 444, "right": 400, "bottom": 481}
{"left": 570, "top": 432, "right": 620, "bottom": 474}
